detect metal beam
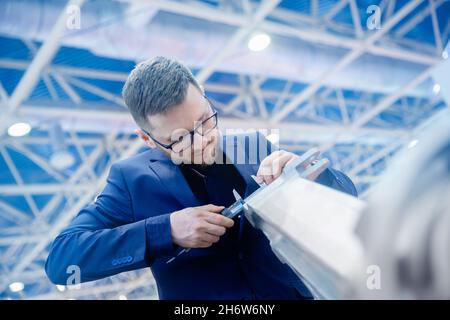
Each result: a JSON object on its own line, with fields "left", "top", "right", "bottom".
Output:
{"left": 323, "top": 0, "right": 348, "bottom": 21}
{"left": 221, "top": 76, "right": 266, "bottom": 114}
{"left": 395, "top": 0, "right": 446, "bottom": 37}
{"left": 0, "top": 146, "right": 40, "bottom": 217}
{"left": 0, "top": 81, "right": 9, "bottom": 104}
{"left": 27, "top": 273, "right": 156, "bottom": 300}
{"left": 2, "top": 0, "right": 86, "bottom": 129}
{"left": 0, "top": 183, "right": 94, "bottom": 195}
{"left": 348, "top": 0, "right": 363, "bottom": 38}
{"left": 6, "top": 143, "right": 66, "bottom": 182}
{"left": 271, "top": 0, "right": 426, "bottom": 123}
{"left": 318, "top": 67, "right": 442, "bottom": 153}
{"left": 1, "top": 135, "right": 103, "bottom": 146}
{"left": 348, "top": 140, "right": 405, "bottom": 176}
{"left": 196, "top": 0, "right": 281, "bottom": 83}
{"left": 139, "top": 0, "right": 438, "bottom": 66}
{"left": 15, "top": 105, "right": 409, "bottom": 140}
{"left": 0, "top": 234, "right": 46, "bottom": 246}
{"left": 429, "top": 0, "right": 444, "bottom": 53}
{"left": 0, "top": 138, "right": 143, "bottom": 292}
{"left": 22, "top": 39, "right": 60, "bottom": 102}
{"left": 51, "top": 73, "right": 82, "bottom": 104}
{"left": 1, "top": 140, "right": 112, "bottom": 252}
{"left": 66, "top": 77, "right": 126, "bottom": 108}
{"left": 351, "top": 66, "right": 436, "bottom": 128}
{"left": 0, "top": 200, "right": 31, "bottom": 225}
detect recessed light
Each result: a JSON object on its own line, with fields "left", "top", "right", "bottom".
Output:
{"left": 9, "top": 282, "right": 24, "bottom": 292}
{"left": 248, "top": 33, "right": 271, "bottom": 52}
{"left": 7, "top": 122, "right": 31, "bottom": 137}
{"left": 433, "top": 83, "right": 441, "bottom": 95}
{"left": 56, "top": 285, "right": 66, "bottom": 292}
{"left": 408, "top": 140, "right": 418, "bottom": 149}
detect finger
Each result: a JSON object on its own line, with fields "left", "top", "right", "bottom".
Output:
{"left": 284, "top": 156, "right": 298, "bottom": 171}
{"left": 253, "top": 175, "right": 264, "bottom": 184}
{"left": 271, "top": 152, "right": 293, "bottom": 180}
{"left": 257, "top": 151, "right": 292, "bottom": 183}
{"left": 257, "top": 158, "right": 276, "bottom": 185}
{"left": 258, "top": 168, "right": 275, "bottom": 185}
{"left": 259, "top": 161, "right": 288, "bottom": 185}
{"left": 196, "top": 240, "right": 213, "bottom": 248}
{"left": 258, "top": 173, "right": 271, "bottom": 185}
{"left": 262, "top": 173, "right": 275, "bottom": 185}
{"left": 203, "top": 223, "right": 226, "bottom": 236}
{"left": 256, "top": 151, "right": 281, "bottom": 177}
{"left": 200, "top": 233, "right": 220, "bottom": 244}
{"left": 204, "top": 212, "right": 234, "bottom": 228}
{"left": 200, "top": 204, "right": 225, "bottom": 212}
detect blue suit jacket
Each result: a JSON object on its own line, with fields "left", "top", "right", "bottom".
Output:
{"left": 45, "top": 132, "right": 357, "bottom": 299}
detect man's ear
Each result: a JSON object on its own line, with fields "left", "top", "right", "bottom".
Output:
{"left": 135, "top": 129, "right": 157, "bottom": 149}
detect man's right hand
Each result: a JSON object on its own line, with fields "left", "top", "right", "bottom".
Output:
{"left": 170, "top": 204, "right": 235, "bottom": 249}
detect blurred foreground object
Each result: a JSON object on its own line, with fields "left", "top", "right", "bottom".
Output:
{"left": 355, "top": 112, "right": 450, "bottom": 299}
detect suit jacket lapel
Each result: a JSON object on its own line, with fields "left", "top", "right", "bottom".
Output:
{"left": 148, "top": 151, "right": 201, "bottom": 208}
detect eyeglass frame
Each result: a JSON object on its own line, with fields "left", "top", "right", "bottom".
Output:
{"left": 140, "top": 95, "right": 218, "bottom": 152}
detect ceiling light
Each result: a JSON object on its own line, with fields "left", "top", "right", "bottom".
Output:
{"left": 49, "top": 123, "right": 75, "bottom": 170}
{"left": 56, "top": 285, "right": 66, "bottom": 292}
{"left": 50, "top": 151, "right": 76, "bottom": 170}
{"left": 9, "top": 282, "right": 24, "bottom": 292}
{"left": 408, "top": 140, "right": 418, "bottom": 149}
{"left": 442, "top": 51, "right": 448, "bottom": 60}
{"left": 248, "top": 33, "right": 271, "bottom": 52}
{"left": 7, "top": 122, "right": 31, "bottom": 137}
{"left": 433, "top": 83, "right": 441, "bottom": 95}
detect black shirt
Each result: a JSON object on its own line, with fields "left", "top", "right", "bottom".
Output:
{"left": 179, "top": 153, "right": 251, "bottom": 273}
{"left": 179, "top": 152, "right": 246, "bottom": 208}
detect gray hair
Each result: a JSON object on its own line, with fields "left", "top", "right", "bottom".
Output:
{"left": 122, "top": 56, "right": 201, "bottom": 129}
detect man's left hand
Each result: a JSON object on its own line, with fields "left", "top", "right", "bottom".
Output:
{"left": 256, "top": 150, "right": 329, "bottom": 185}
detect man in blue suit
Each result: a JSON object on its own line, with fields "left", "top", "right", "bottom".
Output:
{"left": 45, "top": 57, "right": 357, "bottom": 300}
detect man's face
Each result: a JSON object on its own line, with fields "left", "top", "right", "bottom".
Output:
{"left": 137, "top": 83, "right": 220, "bottom": 165}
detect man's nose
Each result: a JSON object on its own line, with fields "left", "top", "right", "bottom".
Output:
{"left": 192, "top": 132, "right": 209, "bottom": 151}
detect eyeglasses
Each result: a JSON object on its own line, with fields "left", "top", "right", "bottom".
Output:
{"left": 141, "top": 96, "right": 218, "bottom": 153}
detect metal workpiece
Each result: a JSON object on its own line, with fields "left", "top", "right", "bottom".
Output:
{"left": 241, "top": 153, "right": 367, "bottom": 299}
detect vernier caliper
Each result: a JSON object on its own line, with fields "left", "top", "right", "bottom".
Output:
{"left": 222, "top": 147, "right": 329, "bottom": 219}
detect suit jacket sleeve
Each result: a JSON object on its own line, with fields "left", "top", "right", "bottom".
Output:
{"left": 45, "top": 163, "right": 174, "bottom": 285}
{"left": 256, "top": 131, "right": 358, "bottom": 197}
